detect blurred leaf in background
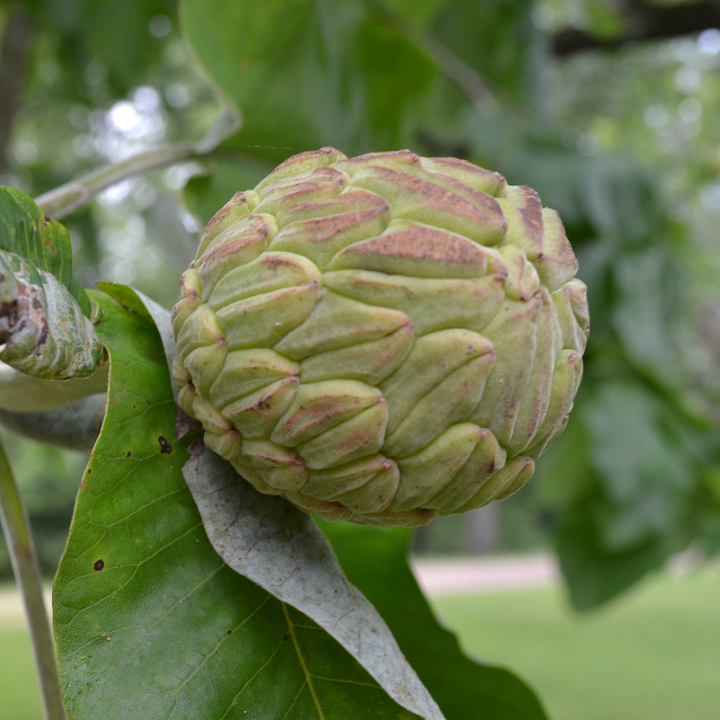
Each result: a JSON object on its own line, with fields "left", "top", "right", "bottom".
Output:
{"left": 1, "top": 0, "right": 216, "bottom": 308}
{"left": 0, "top": 432, "right": 87, "bottom": 578}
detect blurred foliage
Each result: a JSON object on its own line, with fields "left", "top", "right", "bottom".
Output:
{"left": 1, "top": 0, "right": 215, "bottom": 308}
{"left": 0, "top": 431, "right": 87, "bottom": 579}
{"left": 2, "top": 0, "right": 720, "bottom": 610}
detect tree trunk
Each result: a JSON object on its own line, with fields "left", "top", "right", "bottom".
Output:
{"left": 464, "top": 503, "right": 499, "bottom": 555}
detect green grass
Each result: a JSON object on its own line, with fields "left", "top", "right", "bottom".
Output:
{"left": 1, "top": 572, "right": 719, "bottom": 720}
{"left": 432, "top": 569, "right": 720, "bottom": 720}
{"left": 0, "top": 581, "right": 49, "bottom": 720}
{"left": 0, "top": 627, "right": 43, "bottom": 720}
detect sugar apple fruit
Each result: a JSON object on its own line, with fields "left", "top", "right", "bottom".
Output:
{"left": 172, "top": 148, "right": 589, "bottom": 527}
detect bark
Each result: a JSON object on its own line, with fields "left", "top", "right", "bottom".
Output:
{"left": 553, "top": 0, "right": 720, "bottom": 56}
{"left": 465, "top": 503, "right": 499, "bottom": 554}
{"left": 0, "top": 11, "right": 32, "bottom": 177}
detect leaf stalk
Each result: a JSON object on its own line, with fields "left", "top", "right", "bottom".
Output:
{"left": 0, "top": 437, "right": 67, "bottom": 720}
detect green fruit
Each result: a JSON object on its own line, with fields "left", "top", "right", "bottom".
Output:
{"left": 172, "top": 148, "right": 589, "bottom": 526}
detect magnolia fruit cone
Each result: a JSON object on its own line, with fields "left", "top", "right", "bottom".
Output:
{"left": 172, "top": 148, "right": 589, "bottom": 527}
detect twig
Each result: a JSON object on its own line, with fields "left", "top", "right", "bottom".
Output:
{"left": 0, "top": 436, "right": 67, "bottom": 720}
{"left": 34, "top": 142, "right": 198, "bottom": 219}
{"left": 552, "top": 0, "right": 720, "bottom": 56}
{"left": 35, "top": 103, "right": 241, "bottom": 219}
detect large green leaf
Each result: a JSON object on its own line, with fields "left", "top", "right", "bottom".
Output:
{"left": 557, "top": 489, "right": 672, "bottom": 611}
{"left": 32, "top": 0, "right": 176, "bottom": 97}
{"left": 552, "top": 380, "right": 708, "bottom": 610}
{"left": 319, "top": 521, "right": 550, "bottom": 720}
{"left": 432, "top": 0, "right": 535, "bottom": 101}
{"left": 0, "top": 186, "right": 90, "bottom": 316}
{"left": 180, "top": 0, "right": 435, "bottom": 161}
{"left": 53, "top": 286, "right": 426, "bottom": 720}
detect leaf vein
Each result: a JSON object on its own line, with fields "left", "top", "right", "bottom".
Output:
{"left": 282, "top": 601, "right": 326, "bottom": 720}
{"left": 218, "top": 636, "right": 286, "bottom": 720}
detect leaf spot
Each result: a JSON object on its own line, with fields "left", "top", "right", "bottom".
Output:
{"left": 93, "top": 559, "right": 105, "bottom": 571}
{"left": 158, "top": 436, "right": 172, "bottom": 454}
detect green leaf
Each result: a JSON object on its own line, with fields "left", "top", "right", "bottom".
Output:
{"left": 0, "top": 186, "right": 90, "bottom": 316}
{"left": 53, "top": 286, "right": 426, "bottom": 720}
{"left": 612, "top": 249, "right": 682, "bottom": 384}
{"left": 78, "top": 0, "right": 171, "bottom": 91}
{"left": 114, "top": 285, "right": 443, "bottom": 719}
{"left": 180, "top": 0, "right": 435, "bottom": 161}
{"left": 553, "top": 378, "right": 710, "bottom": 609}
{"left": 584, "top": 381, "right": 693, "bottom": 548}
{"left": 319, "top": 521, "right": 550, "bottom": 720}
{"left": 432, "top": 0, "right": 535, "bottom": 101}
{"left": 557, "top": 489, "right": 672, "bottom": 611}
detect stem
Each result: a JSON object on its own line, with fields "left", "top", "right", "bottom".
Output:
{"left": 35, "top": 104, "right": 241, "bottom": 219}
{"left": 34, "top": 142, "right": 197, "bottom": 219}
{"left": 0, "top": 437, "right": 67, "bottom": 720}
